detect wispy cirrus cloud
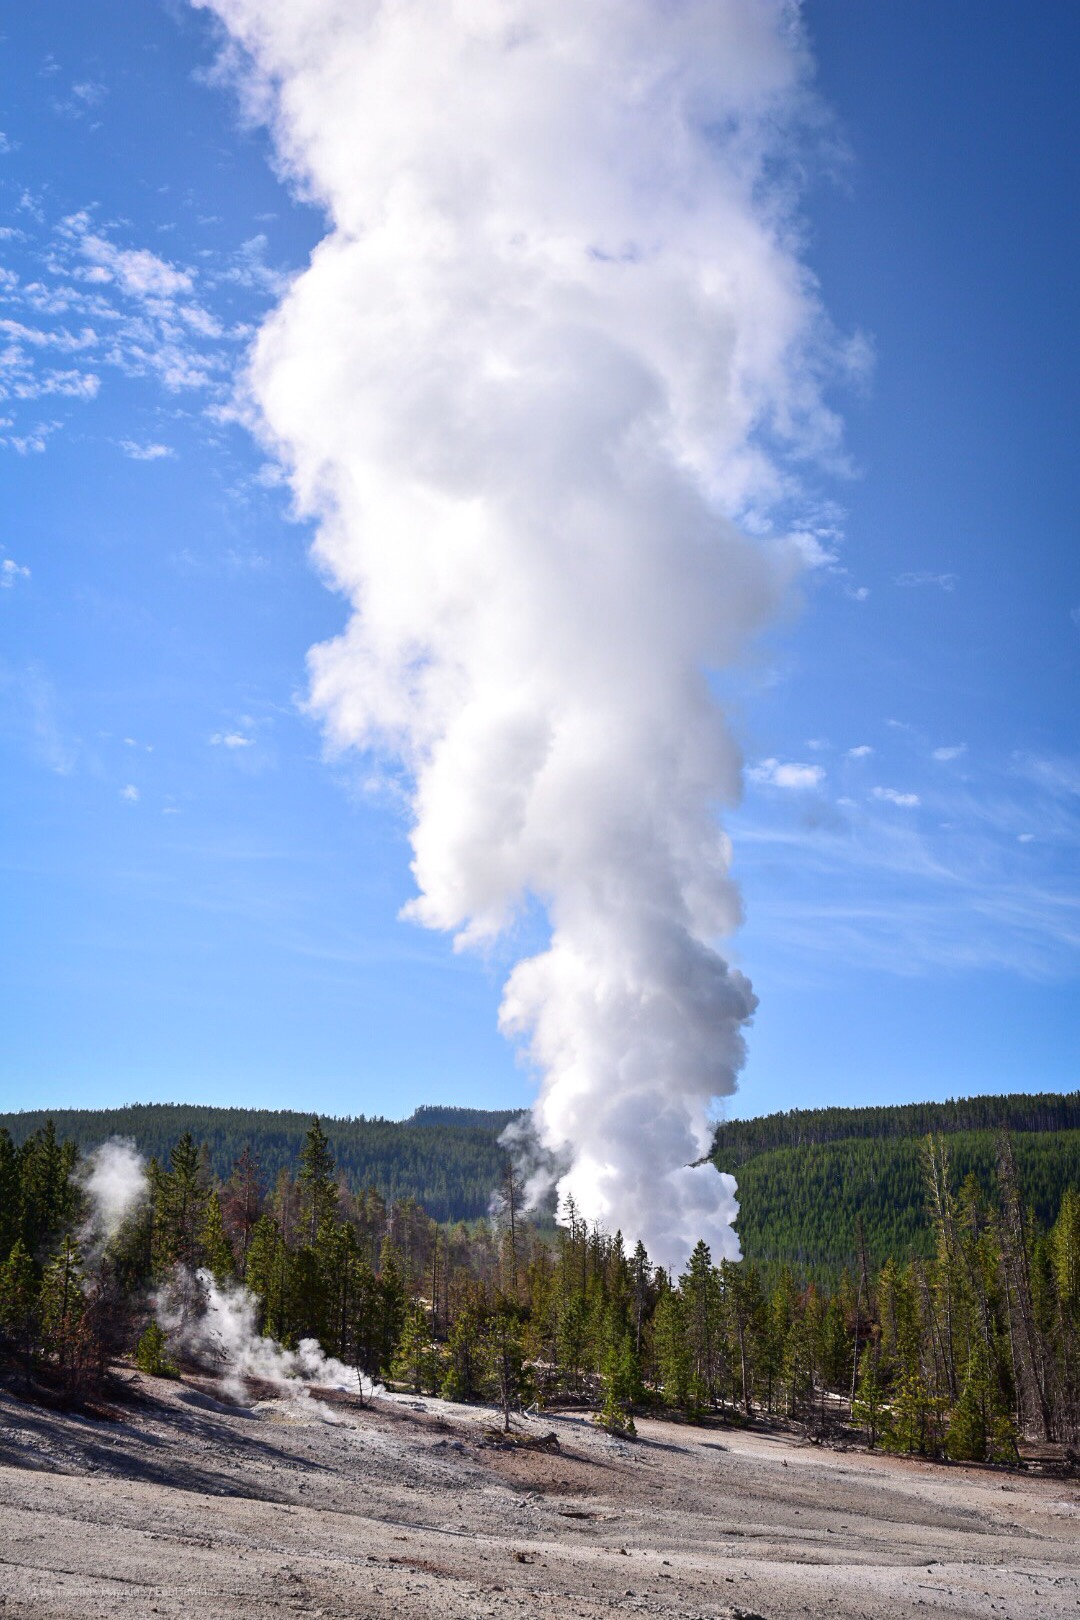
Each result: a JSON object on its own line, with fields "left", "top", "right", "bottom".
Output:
{"left": 731, "top": 747, "right": 1080, "bottom": 981}
{"left": 0, "top": 206, "right": 292, "bottom": 454}
{"left": 871, "top": 786, "right": 920, "bottom": 808}
{"left": 118, "top": 439, "right": 174, "bottom": 461}
{"left": 895, "top": 570, "right": 957, "bottom": 591}
{"left": 1, "top": 556, "right": 30, "bottom": 588}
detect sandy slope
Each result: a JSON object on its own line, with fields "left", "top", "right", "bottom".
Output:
{"left": 0, "top": 1378, "right": 1077, "bottom": 1620}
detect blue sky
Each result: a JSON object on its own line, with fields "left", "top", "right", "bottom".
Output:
{"left": 2, "top": 1, "right": 1077, "bottom": 1123}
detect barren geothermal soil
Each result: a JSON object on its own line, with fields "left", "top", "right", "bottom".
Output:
{"left": 1, "top": 1378, "right": 1078, "bottom": 1620}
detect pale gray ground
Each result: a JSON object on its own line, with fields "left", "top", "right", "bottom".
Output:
{"left": 1, "top": 1377, "right": 1077, "bottom": 1620}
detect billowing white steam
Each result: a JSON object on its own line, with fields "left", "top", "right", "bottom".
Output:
{"left": 156, "top": 1268, "right": 378, "bottom": 1408}
{"left": 197, "top": 0, "right": 844, "bottom": 1269}
{"left": 76, "top": 1137, "right": 148, "bottom": 1258}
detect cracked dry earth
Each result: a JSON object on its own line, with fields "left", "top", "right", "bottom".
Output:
{"left": 1, "top": 1379, "right": 1078, "bottom": 1620}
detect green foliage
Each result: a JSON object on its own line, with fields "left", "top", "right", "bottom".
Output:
{"left": 851, "top": 1344, "right": 885, "bottom": 1447}
{"left": 0, "top": 1239, "right": 39, "bottom": 1370}
{"left": 717, "top": 1126, "right": 1080, "bottom": 1280}
{"left": 945, "top": 1339, "right": 1017, "bottom": 1463}
{"left": 0, "top": 1103, "right": 522, "bottom": 1224}
{"left": 713, "top": 1092, "right": 1080, "bottom": 1167}
{"left": 134, "top": 1320, "right": 177, "bottom": 1378}
{"left": 1, "top": 1099, "right": 1077, "bottom": 1463}
{"left": 483, "top": 1297, "right": 530, "bottom": 1430}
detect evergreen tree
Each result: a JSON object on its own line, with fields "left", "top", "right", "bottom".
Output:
{"left": 39, "top": 1236, "right": 86, "bottom": 1379}
{"left": 851, "top": 1343, "right": 885, "bottom": 1448}
{"left": 298, "top": 1118, "right": 338, "bottom": 1243}
{"left": 245, "top": 1216, "right": 290, "bottom": 1340}
{"left": 0, "top": 1239, "right": 39, "bottom": 1378}
{"left": 394, "top": 1300, "right": 438, "bottom": 1394}
{"left": 442, "top": 1282, "right": 487, "bottom": 1402}
{"left": 945, "top": 1337, "right": 1018, "bottom": 1463}
{"left": 595, "top": 1311, "right": 639, "bottom": 1436}
{"left": 154, "top": 1133, "right": 208, "bottom": 1273}
{"left": 484, "top": 1296, "right": 528, "bottom": 1432}
{"left": 198, "top": 1191, "right": 236, "bottom": 1283}
{"left": 652, "top": 1286, "right": 693, "bottom": 1414}
{"left": 135, "top": 1319, "right": 177, "bottom": 1377}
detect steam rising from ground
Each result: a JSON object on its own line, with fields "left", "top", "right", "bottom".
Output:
{"left": 197, "top": 0, "right": 846, "bottom": 1269}
{"left": 74, "top": 1141, "right": 377, "bottom": 1405}
{"left": 156, "top": 1268, "right": 379, "bottom": 1409}
{"left": 76, "top": 1137, "right": 148, "bottom": 1260}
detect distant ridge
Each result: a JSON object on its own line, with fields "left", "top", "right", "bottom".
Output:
{"left": 4, "top": 1089, "right": 1075, "bottom": 1265}
{"left": 712, "top": 1089, "right": 1080, "bottom": 1277}
{"left": 0, "top": 1101, "right": 521, "bottom": 1224}
{"left": 713, "top": 1090, "right": 1080, "bottom": 1167}
{"left": 406, "top": 1104, "right": 522, "bottom": 1131}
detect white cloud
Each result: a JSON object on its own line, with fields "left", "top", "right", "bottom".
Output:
{"left": 895, "top": 570, "right": 957, "bottom": 592}
{"left": 210, "top": 731, "right": 253, "bottom": 749}
{"left": 2, "top": 422, "right": 58, "bottom": 454}
{"left": 1013, "top": 754, "right": 1080, "bottom": 798}
{"left": 748, "top": 758, "right": 826, "bottom": 791}
{"left": 72, "top": 81, "right": 107, "bottom": 107}
{"left": 118, "top": 439, "right": 175, "bottom": 461}
{"left": 871, "top": 786, "right": 920, "bottom": 808}
{"left": 1017, "top": 833, "right": 1034, "bottom": 843}
{"left": 932, "top": 744, "right": 966, "bottom": 762}
{"left": 788, "top": 530, "right": 840, "bottom": 570}
{"left": 846, "top": 744, "right": 873, "bottom": 759}
{"left": 120, "top": 784, "right": 139, "bottom": 801}
{"left": 844, "top": 584, "right": 870, "bottom": 601}
{"left": 1, "top": 557, "right": 30, "bottom": 587}
{"left": 51, "top": 80, "right": 108, "bottom": 120}
{"left": 68, "top": 219, "right": 193, "bottom": 300}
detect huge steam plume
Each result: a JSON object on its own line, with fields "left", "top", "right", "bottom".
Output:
{"left": 197, "top": 0, "right": 845, "bottom": 1270}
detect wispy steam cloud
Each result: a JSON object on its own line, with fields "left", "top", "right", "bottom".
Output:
{"left": 197, "top": 0, "right": 848, "bottom": 1268}
{"left": 157, "top": 1268, "right": 376, "bottom": 1408}
{"left": 76, "top": 1137, "right": 148, "bottom": 1257}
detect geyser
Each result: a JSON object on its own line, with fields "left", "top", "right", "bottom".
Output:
{"left": 197, "top": 0, "right": 845, "bottom": 1270}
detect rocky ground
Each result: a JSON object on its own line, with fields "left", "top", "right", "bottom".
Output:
{"left": 1, "top": 1374, "right": 1078, "bottom": 1620}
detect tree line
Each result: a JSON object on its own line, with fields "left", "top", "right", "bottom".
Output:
{"left": 728, "top": 1128, "right": 1080, "bottom": 1279}
{"left": 712, "top": 1090, "right": 1080, "bottom": 1166}
{"left": 1, "top": 1118, "right": 1077, "bottom": 1460}
{"left": 0, "top": 1104, "right": 521, "bottom": 1224}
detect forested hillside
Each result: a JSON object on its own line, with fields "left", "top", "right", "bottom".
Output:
{"left": 5, "top": 1090, "right": 1078, "bottom": 1267}
{"left": 2, "top": 1115, "right": 1078, "bottom": 1460}
{"left": 712, "top": 1092, "right": 1080, "bottom": 1166}
{"left": 0, "top": 1104, "right": 521, "bottom": 1224}
{"left": 712, "top": 1092, "right": 1080, "bottom": 1277}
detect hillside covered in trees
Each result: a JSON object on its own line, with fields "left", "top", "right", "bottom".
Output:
{"left": 711, "top": 1092, "right": 1080, "bottom": 1278}
{"left": 1, "top": 1113, "right": 1078, "bottom": 1462}
{"left": 4, "top": 1089, "right": 1077, "bottom": 1275}
{"left": 0, "top": 1103, "right": 521, "bottom": 1224}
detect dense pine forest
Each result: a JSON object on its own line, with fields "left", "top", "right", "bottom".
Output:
{"left": 0, "top": 1104, "right": 520, "bottom": 1224}
{"left": 7, "top": 1090, "right": 1077, "bottom": 1278}
{"left": 711, "top": 1094, "right": 1080, "bottom": 1276}
{"left": 1, "top": 1097, "right": 1078, "bottom": 1463}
